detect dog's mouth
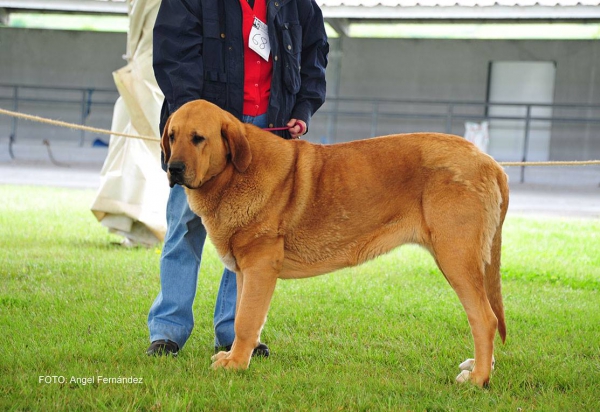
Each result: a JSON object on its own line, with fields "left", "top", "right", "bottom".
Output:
{"left": 167, "top": 172, "right": 184, "bottom": 188}
{"left": 167, "top": 161, "right": 188, "bottom": 188}
{"left": 167, "top": 171, "right": 203, "bottom": 190}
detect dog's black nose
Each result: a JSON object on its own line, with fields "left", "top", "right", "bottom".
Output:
{"left": 168, "top": 162, "right": 186, "bottom": 176}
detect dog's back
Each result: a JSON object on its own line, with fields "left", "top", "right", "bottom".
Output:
{"left": 245, "top": 132, "right": 508, "bottom": 283}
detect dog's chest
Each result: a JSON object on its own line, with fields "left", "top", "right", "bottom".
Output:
{"left": 220, "top": 251, "right": 237, "bottom": 272}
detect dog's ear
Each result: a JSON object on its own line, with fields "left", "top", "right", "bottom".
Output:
{"left": 161, "top": 115, "right": 173, "bottom": 164}
{"left": 221, "top": 112, "right": 252, "bottom": 173}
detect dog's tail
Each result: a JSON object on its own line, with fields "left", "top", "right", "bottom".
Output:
{"left": 484, "top": 168, "right": 509, "bottom": 343}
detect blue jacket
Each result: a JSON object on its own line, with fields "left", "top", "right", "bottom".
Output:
{"left": 153, "top": 0, "right": 329, "bottom": 139}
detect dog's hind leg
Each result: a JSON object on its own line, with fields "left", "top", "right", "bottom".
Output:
{"left": 432, "top": 238, "right": 498, "bottom": 387}
{"left": 424, "top": 198, "right": 499, "bottom": 388}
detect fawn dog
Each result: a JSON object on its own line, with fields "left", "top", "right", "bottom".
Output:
{"left": 161, "top": 100, "right": 509, "bottom": 387}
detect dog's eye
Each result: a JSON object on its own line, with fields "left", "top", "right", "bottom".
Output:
{"left": 168, "top": 132, "right": 175, "bottom": 142}
{"left": 192, "top": 134, "right": 206, "bottom": 145}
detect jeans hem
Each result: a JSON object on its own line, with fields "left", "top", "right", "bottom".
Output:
{"left": 148, "top": 319, "right": 192, "bottom": 349}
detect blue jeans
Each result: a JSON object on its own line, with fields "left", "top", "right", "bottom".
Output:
{"left": 148, "top": 113, "right": 267, "bottom": 349}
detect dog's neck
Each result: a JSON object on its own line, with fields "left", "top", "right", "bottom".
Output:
{"left": 184, "top": 165, "right": 234, "bottom": 213}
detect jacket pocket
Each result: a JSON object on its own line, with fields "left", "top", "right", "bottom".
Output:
{"left": 203, "top": 70, "right": 227, "bottom": 107}
{"left": 281, "top": 23, "right": 302, "bottom": 94}
{"left": 203, "top": 19, "right": 225, "bottom": 72}
{"left": 202, "top": 19, "right": 227, "bottom": 107}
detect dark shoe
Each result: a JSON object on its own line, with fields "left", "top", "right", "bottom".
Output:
{"left": 146, "top": 339, "right": 179, "bottom": 357}
{"left": 253, "top": 343, "right": 270, "bottom": 357}
{"left": 214, "top": 342, "right": 270, "bottom": 358}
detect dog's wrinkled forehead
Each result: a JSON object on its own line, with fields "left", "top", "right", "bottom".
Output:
{"left": 171, "top": 102, "right": 221, "bottom": 140}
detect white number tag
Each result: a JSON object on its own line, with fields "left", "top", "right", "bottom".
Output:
{"left": 249, "top": 17, "right": 270, "bottom": 61}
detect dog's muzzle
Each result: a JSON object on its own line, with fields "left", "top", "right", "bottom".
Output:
{"left": 167, "top": 161, "right": 186, "bottom": 188}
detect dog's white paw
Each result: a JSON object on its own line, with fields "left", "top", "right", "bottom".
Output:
{"left": 459, "top": 358, "right": 475, "bottom": 371}
{"left": 458, "top": 356, "right": 495, "bottom": 372}
{"left": 456, "top": 369, "right": 472, "bottom": 383}
{"left": 211, "top": 351, "right": 229, "bottom": 362}
{"left": 456, "top": 356, "right": 496, "bottom": 383}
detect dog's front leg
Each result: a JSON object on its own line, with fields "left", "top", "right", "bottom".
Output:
{"left": 211, "top": 239, "right": 282, "bottom": 370}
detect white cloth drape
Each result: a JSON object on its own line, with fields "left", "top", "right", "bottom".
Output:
{"left": 91, "top": 0, "right": 168, "bottom": 246}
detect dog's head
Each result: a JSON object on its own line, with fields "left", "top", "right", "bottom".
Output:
{"left": 162, "top": 100, "right": 252, "bottom": 189}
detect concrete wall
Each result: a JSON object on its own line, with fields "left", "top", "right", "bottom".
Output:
{"left": 336, "top": 38, "right": 600, "bottom": 105}
{"left": 1, "top": 27, "right": 599, "bottom": 183}
{"left": 0, "top": 27, "right": 124, "bottom": 150}
{"left": 313, "top": 38, "right": 600, "bottom": 163}
{"left": 0, "top": 27, "right": 125, "bottom": 88}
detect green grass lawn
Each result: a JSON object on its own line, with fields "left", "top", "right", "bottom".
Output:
{"left": 0, "top": 185, "right": 599, "bottom": 411}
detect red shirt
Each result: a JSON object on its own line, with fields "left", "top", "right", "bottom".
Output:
{"left": 240, "top": 0, "right": 273, "bottom": 116}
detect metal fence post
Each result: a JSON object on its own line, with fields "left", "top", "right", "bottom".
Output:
{"left": 520, "top": 104, "right": 532, "bottom": 183}
{"left": 79, "top": 89, "right": 94, "bottom": 146}
{"left": 11, "top": 85, "right": 18, "bottom": 142}
{"left": 445, "top": 103, "right": 453, "bottom": 134}
{"left": 326, "top": 98, "right": 339, "bottom": 143}
{"left": 370, "top": 100, "right": 379, "bottom": 137}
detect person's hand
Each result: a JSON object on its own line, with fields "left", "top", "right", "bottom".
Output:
{"left": 287, "top": 119, "right": 307, "bottom": 139}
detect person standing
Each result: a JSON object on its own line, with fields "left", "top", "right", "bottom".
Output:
{"left": 147, "top": 0, "right": 329, "bottom": 356}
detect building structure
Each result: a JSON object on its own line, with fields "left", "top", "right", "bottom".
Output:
{"left": 1, "top": 0, "right": 599, "bottom": 185}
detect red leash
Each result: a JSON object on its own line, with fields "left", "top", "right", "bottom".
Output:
{"left": 262, "top": 126, "right": 291, "bottom": 132}
{"left": 263, "top": 121, "right": 306, "bottom": 135}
